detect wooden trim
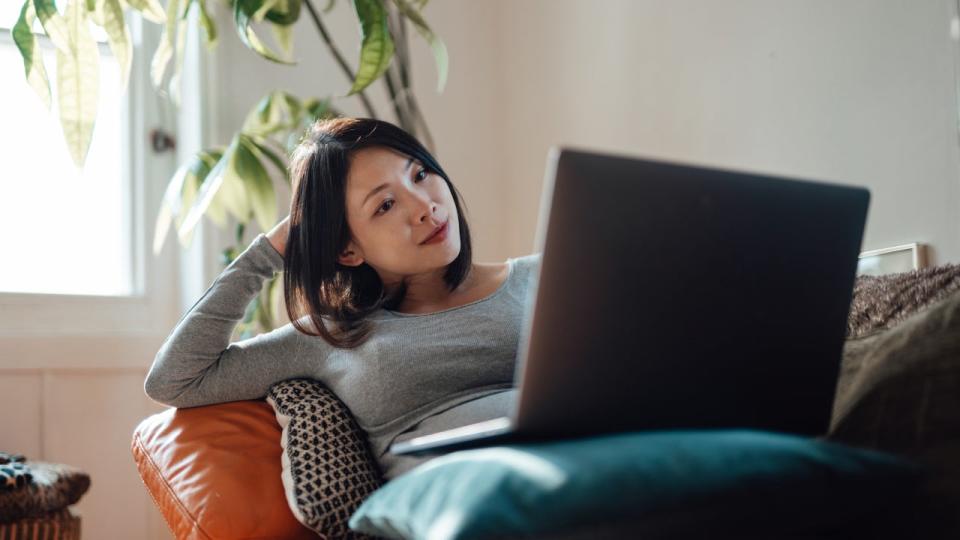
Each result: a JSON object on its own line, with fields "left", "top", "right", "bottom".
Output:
{"left": 0, "top": 334, "right": 166, "bottom": 371}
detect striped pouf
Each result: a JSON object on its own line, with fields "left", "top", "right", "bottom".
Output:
{"left": 0, "top": 509, "right": 80, "bottom": 540}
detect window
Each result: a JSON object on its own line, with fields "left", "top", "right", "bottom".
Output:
{"left": 0, "top": 5, "right": 131, "bottom": 296}
{"left": 0, "top": 5, "right": 187, "bottom": 364}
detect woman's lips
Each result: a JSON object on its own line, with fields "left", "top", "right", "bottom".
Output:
{"left": 421, "top": 221, "right": 449, "bottom": 244}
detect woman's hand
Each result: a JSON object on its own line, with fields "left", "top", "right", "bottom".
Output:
{"left": 266, "top": 216, "right": 290, "bottom": 257}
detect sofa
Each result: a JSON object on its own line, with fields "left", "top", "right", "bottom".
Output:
{"left": 132, "top": 264, "right": 960, "bottom": 539}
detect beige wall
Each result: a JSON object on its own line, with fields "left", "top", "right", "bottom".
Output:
{"left": 215, "top": 1, "right": 960, "bottom": 266}
{"left": 210, "top": 0, "right": 509, "bottom": 262}
{"left": 496, "top": 0, "right": 960, "bottom": 264}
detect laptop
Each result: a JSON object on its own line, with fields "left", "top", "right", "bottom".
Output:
{"left": 390, "top": 146, "right": 870, "bottom": 456}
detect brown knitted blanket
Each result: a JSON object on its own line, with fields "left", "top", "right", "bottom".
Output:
{"left": 847, "top": 263, "right": 960, "bottom": 339}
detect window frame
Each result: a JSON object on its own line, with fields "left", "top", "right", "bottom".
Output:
{"left": 0, "top": 12, "right": 184, "bottom": 369}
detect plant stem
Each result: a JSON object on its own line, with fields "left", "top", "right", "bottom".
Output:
{"left": 383, "top": 67, "right": 412, "bottom": 131}
{"left": 390, "top": 8, "right": 435, "bottom": 152}
{"left": 396, "top": 9, "right": 411, "bottom": 89}
{"left": 382, "top": 3, "right": 412, "bottom": 132}
{"left": 303, "top": 0, "right": 378, "bottom": 119}
{"left": 382, "top": 4, "right": 434, "bottom": 152}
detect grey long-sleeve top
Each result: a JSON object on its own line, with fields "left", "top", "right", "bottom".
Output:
{"left": 144, "top": 232, "right": 541, "bottom": 479}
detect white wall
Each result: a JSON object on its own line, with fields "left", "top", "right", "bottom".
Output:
{"left": 496, "top": 0, "right": 960, "bottom": 264}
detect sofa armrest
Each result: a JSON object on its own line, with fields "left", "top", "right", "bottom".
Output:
{"left": 131, "top": 400, "right": 317, "bottom": 540}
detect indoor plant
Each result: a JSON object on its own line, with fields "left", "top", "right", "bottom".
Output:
{"left": 13, "top": 0, "right": 448, "bottom": 336}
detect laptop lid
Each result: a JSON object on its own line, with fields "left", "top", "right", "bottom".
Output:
{"left": 510, "top": 147, "right": 870, "bottom": 438}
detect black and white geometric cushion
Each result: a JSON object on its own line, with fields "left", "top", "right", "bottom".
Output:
{"left": 267, "top": 378, "right": 383, "bottom": 539}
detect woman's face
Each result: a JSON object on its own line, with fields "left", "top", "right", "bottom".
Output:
{"left": 338, "top": 145, "right": 460, "bottom": 279}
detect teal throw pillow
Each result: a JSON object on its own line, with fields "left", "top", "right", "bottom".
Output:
{"left": 348, "top": 429, "right": 921, "bottom": 540}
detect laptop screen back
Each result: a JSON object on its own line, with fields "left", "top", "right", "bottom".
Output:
{"left": 511, "top": 147, "right": 870, "bottom": 438}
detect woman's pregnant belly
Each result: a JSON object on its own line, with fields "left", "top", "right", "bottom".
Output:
{"left": 377, "top": 389, "right": 518, "bottom": 479}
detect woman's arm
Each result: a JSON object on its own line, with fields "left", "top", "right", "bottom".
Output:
{"left": 144, "top": 231, "right": 310, "bottom": 408}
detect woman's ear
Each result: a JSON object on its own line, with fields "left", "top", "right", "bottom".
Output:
{"left": 338, "top": 245, "right": 364, "bottom": 267}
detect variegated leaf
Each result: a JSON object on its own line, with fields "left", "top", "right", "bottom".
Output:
{"left": 392, "top": 0, "right": 446, "bottom": 92}
{"left": 34, "top": 0, "right": 72, "bottom": 52}
{"left": 348, "top": 0, "right": 394, "bottom": 96}
{"left": 150, "top": 0, "right": 179, "bottom": 88}
{"left": 97, "top": 0, "right": 132, "bottom": 91}
{"left": 13, "top": 0, "right": 53, "bottom": 109}
{"left": 125, "top": 0, "right": 165, "bottom": 23}
{"left": 56, "top": 0, "right": 100, "bottom": 168}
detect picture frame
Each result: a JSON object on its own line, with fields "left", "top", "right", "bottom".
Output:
{"left": 857, "top": 242, "right": 928, "bottom": 276}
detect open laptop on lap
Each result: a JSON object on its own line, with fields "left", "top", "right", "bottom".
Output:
{"left": 390, "top": 147, "right": 870, "bottom": 456}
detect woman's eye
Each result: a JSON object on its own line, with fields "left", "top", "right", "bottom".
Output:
{"left": 375, "top": 169, "right": 427, "bottom": 215}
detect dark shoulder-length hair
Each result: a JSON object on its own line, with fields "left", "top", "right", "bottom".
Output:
{"left": 281, "top": 117, "right": 473, "bottom": 349}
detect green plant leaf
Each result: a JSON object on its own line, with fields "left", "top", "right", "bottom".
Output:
{"left": 236, "top": 134, "right": 278, "bottom": 232}
{"left": 242, "top": 90, "right": 281, "bottom": 135}
{"left": 196, "top": 0, "right": 217, "bottom": 48}
{"left": 269, "top": 273, "right": 284, "bottom": 325}
{"left": 348, "top": 0, "right": 394, "bottom": 96}
{"left": 271, "top": 19, "right": 294, "bottom": 57}
{"left": 88, "top": 0, "right": 105, "bottom": 25}
{"left": 242, "top": 293, "right": 261, "bottom": 326}
{"left": 252, "top": 0, "right": 279, "bottom": 21}
{"left": 284, "top": 97, "right": 338, "bottom": 153}
{"left": 242, "top": 90, "right": 305, "bottom": 137}
{"left": 125, "top": 0, "right": 166, "bottom": 23}
{"left": 56, "top": 0, "right": 100, "bottom": 169}
{"left": 188, "top": 149, "right": 231, "bottom": 240}
{"left": 178, "top": 139, "right": 250, "bottom": 242}
{"left": 150, "top": 0, "right": 180, "bottom": 87}
{"left": 282, "top": 92, "right": 303, "bottom": 119}
{"left": 264, "top": 0, "right": 300, "bottom": 26}
{"left": 96, "top": 0, "right": 132, "bottom": 91}
{"left": 304, "top": 97, "right": 336, "bottom": 121}
{"left": 34, "top": 0, "right": 72, "bottom": 52}
{"left": 391, "top": 0, "right": 446, "bottom": 92}
{"left": 256, "top": 276, "right": 276, "bottom": 330}
{"left": 13, "top": 0, "right": 53, "bottom": 109}
{"left": 234, "top": 0, "right": 296, "bottom": 64}
{"left": 216, "top": 138, "right": 253, "bottom": 222}
{"left": 247, "top": 135, "right": 289, "bottom": 183}
{"left": 195, "top": 150, "right": 229, "bottom": 227}
{"left": 160, "top": 149, "right": 227, "bottom": 250}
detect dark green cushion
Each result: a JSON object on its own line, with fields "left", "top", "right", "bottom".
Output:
{"left": 348, "top": 430, "right": 921, "bottom": 540}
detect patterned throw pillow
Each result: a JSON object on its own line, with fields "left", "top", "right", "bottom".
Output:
{"left": 267, "top": 378, "right": 384, "bottom": 539}
{"left": 845, "top": 263, "right": 960, "bottom": 339}
{"left": 0, "top": 462, "right": 90, "bottom": 522}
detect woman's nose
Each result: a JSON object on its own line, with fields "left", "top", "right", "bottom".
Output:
{"left": 411, "top": 192, "right": 437, "bottom": 222}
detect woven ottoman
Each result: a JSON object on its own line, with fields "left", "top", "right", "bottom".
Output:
{"left": 0, "top": 460, "right": 90, "bottom": 540}
{"left": 0, "top": 508, "right": 81, "bottom": 540}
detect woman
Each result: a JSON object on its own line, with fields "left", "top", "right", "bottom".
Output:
{"left": 145, "top": 117, "right": 541, "bottom": 479}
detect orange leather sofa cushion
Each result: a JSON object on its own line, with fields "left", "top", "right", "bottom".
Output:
{"left": 131, "top": 400, "right": 317, "bottom": 540}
